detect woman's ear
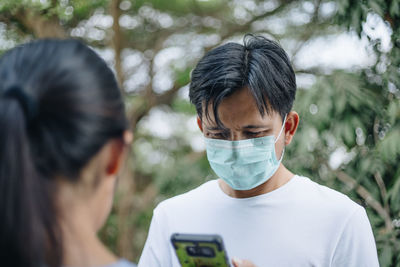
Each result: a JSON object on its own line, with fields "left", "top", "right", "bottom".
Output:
{"left": 197, "top": 116, "right": 203, "bottom": 132}
{"left": 106, "top": 131, "right": 132, "bottom": 176}
{"left": 284, "top": 111, "right": 299, "bottom": 145}
{"left": 106, "top": 140, "right": 125, "bottom": 176}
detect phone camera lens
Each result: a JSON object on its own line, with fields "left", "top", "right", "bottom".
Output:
{"left": 200, "top": 247, "right": 215, "bottom": 257}
{"left": 186, "top": 246, "right": 198, "bottom": 256}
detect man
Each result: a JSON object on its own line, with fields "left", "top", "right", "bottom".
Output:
{"left": 138, "top": 35, "right": 379, "bottom": 267}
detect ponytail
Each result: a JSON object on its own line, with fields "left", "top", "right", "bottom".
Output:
{"left": 0, "top": 91, "right": 61, "bottom": 267}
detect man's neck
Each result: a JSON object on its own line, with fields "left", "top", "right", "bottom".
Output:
{"left": 218, "top": 164, "right": 294, "bottom": 198}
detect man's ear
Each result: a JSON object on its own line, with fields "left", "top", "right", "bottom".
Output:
{"left": 284, "top": 111, "right": 299, "bottom": 145}
{"left": 197, "top": 116, "right": 203, "bottom": 132}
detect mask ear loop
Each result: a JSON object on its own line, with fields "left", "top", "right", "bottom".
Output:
{"left": 274, "top": 114, "right": 287, "bottom": 162}
{"left": 274, "top": 114, "right": 287, "bottom": 144}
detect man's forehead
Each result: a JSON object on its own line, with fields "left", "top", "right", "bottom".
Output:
{"left": 201, "top": 91, "right": 274, "bottom": 116}
{"left": 201, "top": 102, "right": 277, "bottom": 121}
{"left": 201, "top": 112, "right": 277, "bottom": 129}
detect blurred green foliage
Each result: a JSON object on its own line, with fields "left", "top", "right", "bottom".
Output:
{"left": 0, "top": 0, "right": 399, "bottom": 265}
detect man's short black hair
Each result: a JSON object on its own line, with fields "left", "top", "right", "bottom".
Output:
{"left": 189, "top": 34, "right": 296, "bottom": 125}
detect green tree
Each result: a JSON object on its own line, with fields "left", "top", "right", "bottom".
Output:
{"left": 0, "top": 0, "right": 398, "bottom": 265}
{"left": 330, "top": 1, "right": 400, "bottom": 265}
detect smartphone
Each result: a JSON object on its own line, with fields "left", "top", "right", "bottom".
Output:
{"left": 171, "top": 233, "right": 230, "bottom": 267}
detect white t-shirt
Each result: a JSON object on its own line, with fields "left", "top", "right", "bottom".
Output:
{"left": 138, "top": 175, "right": 379, "bottom": 267}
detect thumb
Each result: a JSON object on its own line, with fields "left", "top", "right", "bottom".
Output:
{"left": 231, "top": 257, "right": 257, "bottom": 267}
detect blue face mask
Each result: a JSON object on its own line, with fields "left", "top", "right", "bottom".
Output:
{"left": 205, "top": 117, "right": 286, "bottom": 191}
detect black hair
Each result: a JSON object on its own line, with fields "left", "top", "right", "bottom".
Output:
{"left": 189, "top": 34, "right": 296, "bottom": 125}
{"left": 0, "top": 39, "right": 128, "bottom": 267}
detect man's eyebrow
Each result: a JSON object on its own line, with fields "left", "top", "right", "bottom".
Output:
{"left": 205, "top": 126, "right": 226, "bottom": 131}
{"left": 242, "top": 125, "right": 270, "bottom": 129}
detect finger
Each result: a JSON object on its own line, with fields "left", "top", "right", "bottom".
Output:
{"left": 231, "top": 257, "right": 242, "bottom": 267}
{"left": 232, "top": 258, "right": 257, "bottom": 267}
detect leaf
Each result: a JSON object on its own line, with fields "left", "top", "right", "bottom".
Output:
{"left": 343, "top": 121, "right": 355, "bottom": 146}
{"left": 390, "top": 0, "right": 400, "bottom": 16}
{"left": 387, "top": 100, "right": 400, "bottom": 125}
{"left": 351, "top": 5, "right": 362, "bottom": 34}
{"left": 174, "top": 67, "right": 191, "bottom": 87}
{"left": 171, "top": 98, "right": 196, "bottom": 115}
{"left": 378, "top": 243, "right": 393, "bottom": 267}
{"left": 369, "top": 0, "right": 385, "bottom": 17}
{"left": 388, "top": 168, "right": 400, "bottom": 212}
{"left": 377, "top": 126, "right": 400, "bottom": 163}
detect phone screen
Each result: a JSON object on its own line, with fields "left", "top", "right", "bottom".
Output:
{"left": 171, "top": 233, "right": 230, "bottom": 267}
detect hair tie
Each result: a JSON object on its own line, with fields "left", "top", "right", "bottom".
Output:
{"left": 3, "top": 85, "right": 38, "bottom": 123}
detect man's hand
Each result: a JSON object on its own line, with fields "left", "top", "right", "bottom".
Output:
{"left": 231, "top": 258, "right": 257, "bottom": 267}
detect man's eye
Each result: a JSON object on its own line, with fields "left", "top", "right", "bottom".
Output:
{"left": 246, "top": 131, "right": 264, "bottom": 137}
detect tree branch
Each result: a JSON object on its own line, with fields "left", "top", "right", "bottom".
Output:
{"left": 290, "top": 0, "right": 322, "bottom": 60}
{"left": 125, "top": 0, "right": 298, "bottom": 128}
{"left": 219, "top": 0, "right": 296, "bottom": 41}
{"left": 334, "top": 170, "right": 393, "bottom": 232}
{"left": 374, "top": 171, "right": 390, "bottom": 214}
{"left": 110, "top": 0, "right": 126, "bottom": 94}
{"left": 129, "top": 84, "right": 181, "bottom": 129}
{"left": 14, "top": 8, "right": 67, "bottom": 38}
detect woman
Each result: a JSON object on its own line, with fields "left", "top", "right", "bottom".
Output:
{"left": 0, "top": 39, "right": 135, "bottom": 267}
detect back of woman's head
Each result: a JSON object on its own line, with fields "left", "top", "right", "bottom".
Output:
{"left": 0, "top": 39, "right": 128, "bottom": 267}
